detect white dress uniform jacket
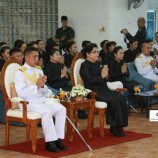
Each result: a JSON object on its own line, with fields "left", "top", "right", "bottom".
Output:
{"left": 135, "top": 53, "right": 158, "bottom": 83}
{"left": 14, "top": 63, "right": 66, "bottom": 142}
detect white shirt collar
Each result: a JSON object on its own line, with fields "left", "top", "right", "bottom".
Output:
{"left": 24, "top": 63, "right": 35, "bottom": 70}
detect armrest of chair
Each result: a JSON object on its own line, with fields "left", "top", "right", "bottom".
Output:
{"left": 116, "top": 88, "right": 128, "bottom": 93}
{"left": 20, "top": 101, "right": 29, "bottom": 123}
{"left": 87, "top": 92, "right": 97, "bottom": 99}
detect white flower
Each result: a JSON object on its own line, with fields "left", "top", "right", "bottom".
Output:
{"left": 71, "top": 85, "right": 88, "bottom": 97}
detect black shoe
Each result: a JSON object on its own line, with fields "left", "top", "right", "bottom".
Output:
{"left": 119, "top": 127, "right": 127, "bottom": 136}
{"left": 45, "top": 142, "right": 60, "bottom": 152}
{"left": 110, "top": 126, "right": 124, "bottom": 137}
{"left": 55, "top": 139, "right": 67, "bottom": 151}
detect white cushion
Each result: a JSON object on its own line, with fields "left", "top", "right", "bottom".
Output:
{"left": 95, "top": 101, "right": 107, "bottom": 109}
{"left": 73, "top": 58, "right": 85, "bottom": 85}
{"left": 7, "top": 109, "right": 41, "bottom": 120}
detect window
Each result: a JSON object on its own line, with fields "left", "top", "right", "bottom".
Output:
{"left": 147, "top": 10, "right": 156, "bottom": 41}
{"left": 0, "top": 0, "right": 58, "bottom": 46}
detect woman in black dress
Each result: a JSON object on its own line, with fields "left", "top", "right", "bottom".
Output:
{"left": 44, "top": 48, "right": 71, "bottom": 93}
{"left": 80, "top": 43, "right": 128, "bottom": 137}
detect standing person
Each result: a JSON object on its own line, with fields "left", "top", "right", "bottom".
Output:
{"left": 80, "top": 43, "right": 128, "bottom": 137}
{"left": 55, "top": 15, "right": 75, "bottom": 52}
{"left": 121, "top": 17, "right": 147, "bottom": 52}
{"left": 14, "top": 47, "right": 67, "bottom": 152}
{"left": 124, "top": 38, "right": 138, "bottom": 63}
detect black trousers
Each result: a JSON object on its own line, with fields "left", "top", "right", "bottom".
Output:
{"left": 96, "top": 90, "right": 128, "bottom": 127}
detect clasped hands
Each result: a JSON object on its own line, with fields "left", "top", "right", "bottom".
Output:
{"left": 61, "top": 66, "right": 68, "bottom": 78}
{"left": 101, "top": 65, "right": 109, "bottom": 79}
{"left": 121, "top": 63, "right": 127, "bottom": 74}
{"left": 36, "top": 75, "right": 47, "bottom": 88}
{"left": 150, "top": 60, "right": 157, "bottom": 68}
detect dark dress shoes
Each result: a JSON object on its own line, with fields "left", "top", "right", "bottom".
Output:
{"left": 110, "top": 126, "right": 127, "bottom": 137}
{"left": 55, "top": 139, "right": 68, "bottom": 151}
{"left": 45, "top": 142, "right": 60, "bottom": 152}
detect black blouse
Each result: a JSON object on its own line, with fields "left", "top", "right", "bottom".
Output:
{"left": 44, "top": 61, "right": 69, "bottom": 89}
{"left": 80, "top": 60, "right": 109, "bottom": 92}
{"left": 109, "top": 59, "right": 129, "bottom": 83}
{"left": 124, "top": 49, "right": 137, "bottom": 63}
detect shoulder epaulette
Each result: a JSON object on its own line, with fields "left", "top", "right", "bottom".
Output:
{"left": 137, "top": 54, "right": 142, "bottom": 58}
{"left": 35, "top": 66, "right": 42, "bottom": 70}
{"left": 19, "top": 67, "right": 27, "bottom": 72}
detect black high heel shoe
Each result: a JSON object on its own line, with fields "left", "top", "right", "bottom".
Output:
{"left": 110, "top": 126, "right": 122, "bottom": 137}
{"left": 119, "top": 127, "right": 127, "bottom": 136}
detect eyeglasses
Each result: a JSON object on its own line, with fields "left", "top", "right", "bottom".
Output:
{"left": 90, "top": 50, "right": 99, "bottom": 54}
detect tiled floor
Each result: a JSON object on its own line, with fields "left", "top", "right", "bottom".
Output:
{"left": 0, "top": 107, "right": 158, "bottom": 158}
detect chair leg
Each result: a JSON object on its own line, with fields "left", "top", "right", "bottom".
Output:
{"left": 98, "top": 108, "right": 105, "bottom": 138}
{"left": 26, "top": 125, "right": 30, "bottom": 142}
{"left": 6, "top": 121, "right": 10, "bottom": 145}
{"left": 31, "top": 122, "right": 37, "bottom": 152}
{"left": 74, "top": 110, "right": 78, "bottom": 128}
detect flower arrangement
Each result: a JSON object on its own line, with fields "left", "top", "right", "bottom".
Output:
{"left": 71, "top": 85, "right": 88, "bottom": 97}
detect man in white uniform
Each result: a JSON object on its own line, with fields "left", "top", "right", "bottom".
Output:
{"left": 135, "top": 41, "right": 158, "bottom": 83}
{"left": 14, "top": 47, "right": 67, "bottom": 152}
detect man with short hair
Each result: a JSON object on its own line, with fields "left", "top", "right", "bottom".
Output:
{"left": 55, "top": 15, "right": 75, "bottom": 52}
{"left": 14, "top": 47, "right": 67, "bottom": 152}
{"left": 135, "top": 41, "right": 158, "bottom": 83}
{"left": 9, "top": 48, "right": 24, "bottom": 64}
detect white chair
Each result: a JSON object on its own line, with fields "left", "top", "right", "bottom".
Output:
{"left": 1, "top": 56, "right": 41, "bottom": 152}
{"left": 70, "top": 53, "right": 107, "bottom": 137}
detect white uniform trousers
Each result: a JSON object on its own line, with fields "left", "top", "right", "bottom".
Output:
{"left": 20, "top": 98, "right": 66, "bottom": 142}
{"left": 144, "top": 74, "right": 158, "bottom": 83}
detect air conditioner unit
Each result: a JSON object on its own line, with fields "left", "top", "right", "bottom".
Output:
{"left": 128, "top": 0, "right": 144, "bottom": 10}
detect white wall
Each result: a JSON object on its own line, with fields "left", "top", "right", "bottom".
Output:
{"left": 58, "top": 0, "right": 147, "bottom": 50}
{"left": 108, "top": 0, "right": 147, "bottom": 49}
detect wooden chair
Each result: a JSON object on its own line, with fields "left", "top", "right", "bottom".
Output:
{"left": 70, "top": 53, "right": 107, "bottom": 137}
{"left": 1, "top": 56, "right": 41, "bottom": 152}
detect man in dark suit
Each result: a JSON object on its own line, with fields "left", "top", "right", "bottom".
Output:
{"left": 122, "top": 17, "right": 147, "bottom": 53}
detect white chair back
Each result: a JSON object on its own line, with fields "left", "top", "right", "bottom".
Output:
{"left": 73, "top": 58, "right": 85, "bottom": 86}
{"left": 4, "top": 63, "right": 21, "bottom": 99}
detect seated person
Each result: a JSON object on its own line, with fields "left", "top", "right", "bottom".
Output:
{"left": 45, "top": 38, "right": 59, "bottom": 66}
{"left": 135, "top": 40, "right": 158, "bottom": 83}
{"left": 109, "top": 46, "right": 137, "bottom": 93}
{"left": 99, "top": 40, "right": 109, "bottom": 64}
{"left": 81, "top": 40, "right": 91, "bottom": 53}
{"left": 14, "top": 39, "right": 27, "bottom": 54}
{"left": 9, "top": 48, "right": 24, "bottom": 64}
{"left": 14, "top": 47, "right": 67, "bottom": 152}
{"left": 0, "top": 41, "right": 7, "bottom": 49}
{"left": 64, "top": 41, "right": 77, "bottom": 70}
{"left": 105, "top": 41, "right": 117, "bottom": 66}
{"left": 44, "top": 48, "right": 71, "bottom": 93}
{"left": 0, "top": 46, "right": 10, "bottom": 71}
{"left": 124, "top": 38, "right": 139, "bottom": 63}
{"left": 80, "top": 43, "right": 128, "bottom": 137}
